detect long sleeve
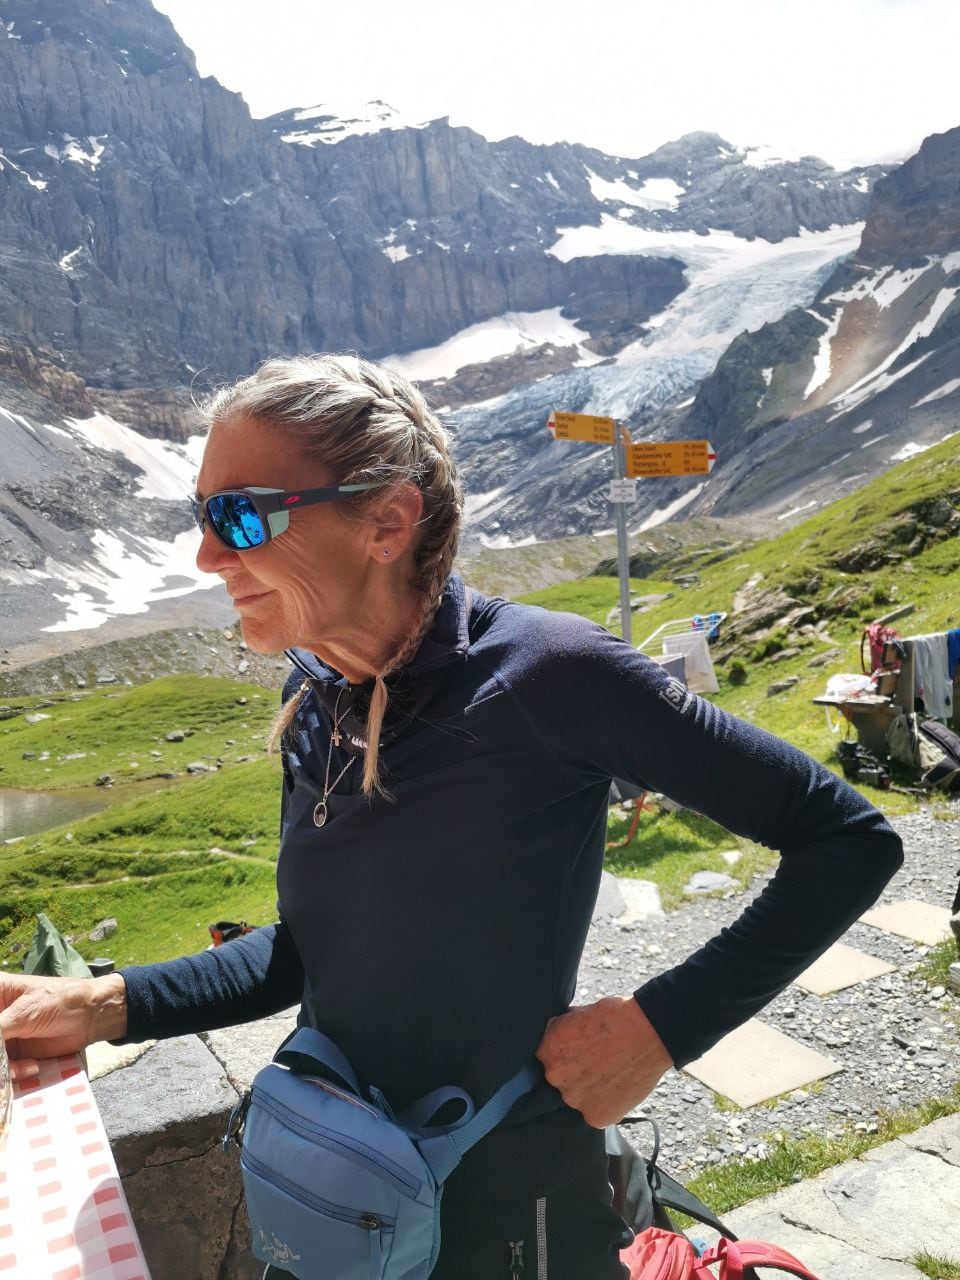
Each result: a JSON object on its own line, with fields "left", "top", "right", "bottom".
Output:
{"left": 117, "top": 918, "right": 304, "bottom": 1043}
{"left": 512, "top": 613, "right": 904, "bottom": 1068}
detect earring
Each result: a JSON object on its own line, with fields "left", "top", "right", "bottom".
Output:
{"left": 382, "top": 548, "right": 391, "bottom": 557}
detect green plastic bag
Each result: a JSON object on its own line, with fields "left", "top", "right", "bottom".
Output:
{"left": 22, "top": 913, "right": 92, "bottom": 979}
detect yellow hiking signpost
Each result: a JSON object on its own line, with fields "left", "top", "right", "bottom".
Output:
{"left": 547, "top": 412, "right": 617, "bottom": 444}
{"left": 547, "top": 410, "right": 718, "bottom": 644}
{"left": 626, "top": 440, "right": 717, "bottom": 478}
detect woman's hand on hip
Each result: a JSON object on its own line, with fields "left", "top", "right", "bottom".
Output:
{"left": 535, "top": 995, "right": 673, "bottom": 1128}
{"left": 0, "top": 972, "right": 128, "bottom": 1082}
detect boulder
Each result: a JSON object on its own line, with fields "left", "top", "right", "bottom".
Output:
{"left": 807, "top": 648, "right": 842, "bottom": 668}
{"left": 767, "top": 676, "right": 801, "bottom": 696}
{"left": 89, "top": 917, "right": 118, "bottom": 943}
{"left": 684, "top": 871, "right": 737, "bottom": 895}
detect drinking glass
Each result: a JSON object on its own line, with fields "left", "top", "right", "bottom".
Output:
{"left": 0, "top": 1032, "right": 10, "bottom": 1157}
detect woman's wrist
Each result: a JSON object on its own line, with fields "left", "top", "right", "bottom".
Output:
{"left": 89, "top": 972, "right": 128, "bottom": 1043}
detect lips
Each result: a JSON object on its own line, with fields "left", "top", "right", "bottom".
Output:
{"left": 231, "top": 591, "right": 269, "bottom": 606}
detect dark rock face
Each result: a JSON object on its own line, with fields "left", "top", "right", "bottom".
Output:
{"left": 859, "top": 126, "right": 960, "bottom": 265}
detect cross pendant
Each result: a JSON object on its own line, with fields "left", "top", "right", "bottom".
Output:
{"left": 332, "top": 726, "right": 341, "bottom": 747}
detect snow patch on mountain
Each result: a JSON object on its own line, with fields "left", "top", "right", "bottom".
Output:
{"left": 384, "top": 308, "right": 605, "bottom": 381}
{"left": 43, "top": 134, "right": 106, "bottom": 168}
{"left": 40, "top": 527, "right": 215, "bottom": 632}
{"left": 62, "top": 413, "right": 205, "bottom": 500}
{"left": 739, "top": 143, "right": 809, "bottom": 168}
{"left": 828, "top": 281, "right": 959, "bottom": 416}
{"left": 587, "top": 171, "right": 685, "bottom": 210}
{"left": 889, "top": 441, "right": 932, "bottom": 463}
{"left": 913, "top": 378, "right": 960, "bottom": 407}
{"left": 638, "top": 483, "right": 704, "bottom": 530}
{"left": 280, "top": 100, "right": 428, "bottom": 146}
{"left": 803, "top": 308, "right": 842, "bottom": 399}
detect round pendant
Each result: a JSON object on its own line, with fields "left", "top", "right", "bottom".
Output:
{"left": 312, "top": 800, "right": 328, "bottom": 828}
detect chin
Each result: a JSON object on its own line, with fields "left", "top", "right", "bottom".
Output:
{"left": 237, "top": 617, "right": 292, "bottom": 656}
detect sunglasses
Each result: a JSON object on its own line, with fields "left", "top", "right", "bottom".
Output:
{"left": 191, "top": 483, "right": 383, "bottom": 551}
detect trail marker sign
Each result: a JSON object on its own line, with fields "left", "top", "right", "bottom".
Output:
{"left": 548, "top": 411, "right": 617, "bottom": 445}
{"left": 626, "top": 440, "right": 717, "bottom": 478}
{"left": 608, "top": 479, "right": 637, "bottom": 503}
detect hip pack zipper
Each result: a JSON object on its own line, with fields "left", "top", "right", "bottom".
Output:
{"left": 251, "top": 1086, "right": 420, "bottom": 1196}
{"left": 242, "top": 1149, "right": 396, "bottom": 1232}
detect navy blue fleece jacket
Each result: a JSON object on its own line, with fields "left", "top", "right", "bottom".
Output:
{"left": 118, "top": 574, "right": 903, "bottom": 1115}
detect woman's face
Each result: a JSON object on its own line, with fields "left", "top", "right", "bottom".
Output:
{"left": 194, "top": 416, "right": 370, "bottom": 654}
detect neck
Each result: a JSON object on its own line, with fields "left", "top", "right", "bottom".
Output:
{"left": 307, "top": 582, "right": 428, "bottom": 685}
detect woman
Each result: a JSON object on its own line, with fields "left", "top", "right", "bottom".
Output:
{"left": 1, "top": 354, "right": 903, "bottom": 1279}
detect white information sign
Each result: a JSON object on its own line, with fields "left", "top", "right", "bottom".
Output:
{"left": 608, "top": 479, "right": 637, "bottom": 503}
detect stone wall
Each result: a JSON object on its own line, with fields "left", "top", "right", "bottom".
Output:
{"left": 92, "top": 1010, "right": 297, "bottom": 1280}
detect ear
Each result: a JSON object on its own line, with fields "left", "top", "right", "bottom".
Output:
{"left": 366, "top": 481, "right": 425, "bottom": 561}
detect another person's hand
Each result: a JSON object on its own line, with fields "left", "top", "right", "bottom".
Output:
{"left": 0, "top": 972, "right": 128, "bottom": 1083}
{"left": 535, "top": 995, "right": 673, "bottom": 1128}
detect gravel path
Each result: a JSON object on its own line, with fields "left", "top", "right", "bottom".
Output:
{"left": 577, "top": 804, "right": 960, "bottom": 1176}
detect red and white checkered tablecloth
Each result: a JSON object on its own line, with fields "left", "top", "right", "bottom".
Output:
{"left": 0, "top": 1053, "right": 151, "bottom": 1279}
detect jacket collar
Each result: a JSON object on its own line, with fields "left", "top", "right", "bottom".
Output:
{"left": 283, "top": 570, "right": 471, "bottom": 689}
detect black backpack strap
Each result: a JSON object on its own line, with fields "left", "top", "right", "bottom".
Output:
{"left": 650, "top": 1166, "right": 738, "bottom": 1240}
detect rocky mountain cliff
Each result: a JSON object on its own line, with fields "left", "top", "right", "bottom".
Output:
{"left": 0, "top": 0, "right": 907, "bottom": 647}
{"left": 0, "top": 0, "right": 880, "bottom": 411}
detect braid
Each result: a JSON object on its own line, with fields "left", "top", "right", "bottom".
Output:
{"left": 266, "top": 680, "right": 311, "bottom": 757}
{"left": 361, "top": 409, "right": 462, "bottom": 799}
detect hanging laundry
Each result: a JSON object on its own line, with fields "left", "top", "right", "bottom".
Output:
{"left": 662, "top": 631, "right": 719, "bottom": 694}
{"left": 948, "top": 627, "right": 960, "bottom": 680}
{"left": 910, "top": 632, "right": 953, "bottom": 721}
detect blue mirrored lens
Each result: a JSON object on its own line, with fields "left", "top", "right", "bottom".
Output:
{"left": 207, "top": 493, "right": 266, "bottom": 549}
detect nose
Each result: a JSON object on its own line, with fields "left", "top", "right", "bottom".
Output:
{"left": 195, "top": 523, "right": 241, "bottom": 576}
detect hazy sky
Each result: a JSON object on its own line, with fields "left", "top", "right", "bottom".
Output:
{"left": 153, "top": 0, "right": 958, "bottom": 169}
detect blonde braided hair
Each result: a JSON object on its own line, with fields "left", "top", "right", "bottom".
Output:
{"left": 199, "top": 354, "right": 463, "bottom": 798}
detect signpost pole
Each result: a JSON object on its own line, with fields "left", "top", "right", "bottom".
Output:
{"left": 612, "top": 426, "right": 633, "bottom": 646}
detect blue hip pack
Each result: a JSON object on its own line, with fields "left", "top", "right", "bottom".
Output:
{"left": 224, "top": 1026, "right": 540, "bottom": 1279}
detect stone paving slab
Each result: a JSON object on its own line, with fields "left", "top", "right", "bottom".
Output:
{"left": 859, "top": 898, "right": 952, "bottom": 945}
{"left": 711, "top": 1141, "right": 960, "bottom": 1265}
{"left": 696, "top": 1209, "right": 924, "bottom": 1279}
{"left": 616, "top": 876, "right": 664, "bottom": 923}
{"left": 692, "top": 1118, "right": 960, "bottom": 1278}
{"left": 794, "top": 941, "right": 896, "bottom": 996}
{"left": 684, "top": 1019, "right": 842, "bottom": 1107}
{"left": 890, "top": 1112, "right": 960, "bottom": 1168}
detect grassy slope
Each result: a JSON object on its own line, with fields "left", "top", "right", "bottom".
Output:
{"left": 0, "top": 679, "right": 287, "bottom": 965}
{"left": 0, "top": 674, "right": 276, "bottom": 790}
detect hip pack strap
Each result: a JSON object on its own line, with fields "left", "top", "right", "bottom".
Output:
{"left": 417, "top": 1061, "right": 542, "bottom": 1182}
{"left": 274, "top": 1026, "right": 362, "bottom": 1097}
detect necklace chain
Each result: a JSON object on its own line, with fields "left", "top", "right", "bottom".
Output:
{"left": 313, "top": 687, "right": 355, "bottom": 828}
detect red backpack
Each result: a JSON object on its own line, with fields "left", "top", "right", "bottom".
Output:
{"left": 860, "top": 622, "right": 901, "bottom": 675}
{"left": 621, "top": 1227, "right": 821, "bottom": 1280}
